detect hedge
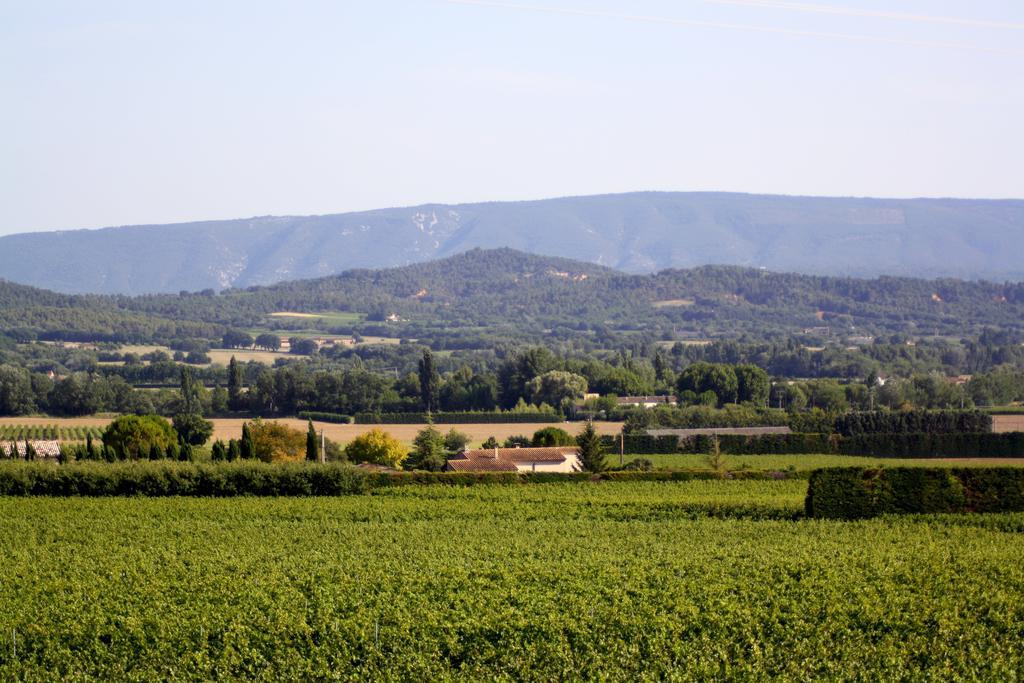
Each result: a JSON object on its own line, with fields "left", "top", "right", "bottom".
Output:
{"left": 607, "top": 432, "right": 1024, "bottom": 458}
{"left": 838, "top": 432, "right": 1024, "bottom": 458}
{"left": 0, "top": 462, "right": 800, "bottom": 496}
{"left": 354, "top": 412, "right": 561, "bottom": 424}
{"left": 833, "top": 410, "right": 992, "bottom": 436}
{"left": 805, "top": 467, "right": 1024, "bottom": 519}
{"left": 298, "top": 411, "right": 353, "bottom": 424}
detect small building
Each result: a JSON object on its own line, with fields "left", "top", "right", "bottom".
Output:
{"left": 445, "top": 447, "right": 580, "bottom": 473}
{"left": 616, "top": 395, "right": 677, "bottom": 409}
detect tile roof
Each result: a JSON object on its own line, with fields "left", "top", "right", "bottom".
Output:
{"left": 445, "top": 447, "right": 580, "bottom": 471}
{"left": 461, "top": 447, "right": 578, "bottom": 463}
{"left": 445, "top": 457, "right": 518, "bottom": 472}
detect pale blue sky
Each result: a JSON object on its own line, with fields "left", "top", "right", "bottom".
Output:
{"left": 1, "top": 0, "right": 1022, "bottom": 235}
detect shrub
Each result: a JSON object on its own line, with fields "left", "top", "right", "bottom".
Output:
{"left": 532, "top": 426, "right": 574, "bottom": 447}
{"left": 805, "top": 467, "right": 1024, "bottom": 519}
{"left": 248, "top": 419, "right": 307, "bottom": 463}
{"left": 343, "top": 428, "right": 406, "bottom": 468}
{"left": 102, "top": 415, "right": 177, "bottom": 460}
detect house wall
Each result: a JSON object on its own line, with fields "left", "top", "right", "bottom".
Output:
{"left": 514, "top": 455, "right": 580, "bottom": 473}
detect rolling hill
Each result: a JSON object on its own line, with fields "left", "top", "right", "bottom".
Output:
{"left": 3, "top": 248, "right": 1023, "bottom": 345}
{"left": 2, "top": 192, "right": 1023, "bottom": 294}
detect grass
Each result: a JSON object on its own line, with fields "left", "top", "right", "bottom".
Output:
{"left": 0, "top": 482, "right": 1022, "bottom": 679}
{"left": 633, "top": 452, "right": 1024, "bottom": 471}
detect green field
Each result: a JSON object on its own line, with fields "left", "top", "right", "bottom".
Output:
{"left": 266, "top": 310, "right": 365, "bottom": 326}
{"left": 634, "top": 452, "right": 1024, "bottom": 471}
{"left": 0, "top": 424, "right": 104, "bottom": 442}
{"left": 2, "top": 481, "right": 1023, "bottom": 679}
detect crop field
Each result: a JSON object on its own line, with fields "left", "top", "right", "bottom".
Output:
{"left": 0, "top": 417, "right": 624, "bottom": 448}
{"left": 0, "top": 424, "right": 103, "bottom": 442}
{"left": 206, "top": 418, "right": 624, "bottom": 446}
{"left": 1, "top": 481, "right": 1022, "bottom": 679}
{"left": 636, "top": 452, "right": 1024, "bottom": 471}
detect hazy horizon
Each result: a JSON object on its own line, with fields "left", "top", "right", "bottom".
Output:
{"left": 3, "top": 0, "right": 1023, "bottom": 236}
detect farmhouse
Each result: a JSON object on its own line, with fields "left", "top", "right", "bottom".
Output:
{"left": 445, "top": 447, "right": 580, "bottom": 473}
{"left": 1, "top": 440, "right": 62, "bottom": 458}
{"left": 616, "top": 395, "right": 677, "bottom": 408}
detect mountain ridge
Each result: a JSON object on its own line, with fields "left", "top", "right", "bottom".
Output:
{"left": 3, "top": 191, "right": 1023, "bottom": 294}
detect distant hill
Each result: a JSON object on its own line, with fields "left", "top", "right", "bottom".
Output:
{"left": 2, "top": 191, "right": 1023, "bottom": 294}
{"left": 3, "top": 248, "right": 1023, "bottom": 345}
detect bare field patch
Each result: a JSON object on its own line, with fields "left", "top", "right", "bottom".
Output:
{"left": 206, "top": 348, "right": 293, "bottom": 365}
{"left": 652, "top": 298, "right": 695, "bottom": 308}
{"left": 993, "top": 415, "right": 1024, "bottom": 433}
{"left": 211, "top": 419, "right": 625, "bottom": 446}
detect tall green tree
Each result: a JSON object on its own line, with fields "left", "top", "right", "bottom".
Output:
{"left": 179, "top": 366, "right": 203, "bottom": 415}
{"left": 227, "top": 356, "right": 243, "bottom": 409}
{"left": 306, "top": 420, "right": 319, "bottom": 462}
{"left": 408, "top": 423, "right": 446, "bottom": 471}
{"left": 575, "top": 421, "right": 607, "bottom": 473}
{"left": 240, "top": 423, "right": 255, "bottom": 460}
{"left": 418, "top": 349, "right": 440, "bottom": 413}
{"left": 734, "top": 364, "right": 770, "bottom": 406}
{"left": 172, "top": 413, "right": 214, "bottom": 446}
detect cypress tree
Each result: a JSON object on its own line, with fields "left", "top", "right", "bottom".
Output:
{"left": 227, "top": 439, "right": 241, "bottom": 462}
{"left": 211, "top": 440, "right": 226, "bottom": 461}
{"left": 24, "top": 441, "right": 36, "bottom": 461}
{"left": 86, "top": 433, "right": 95, "bottom": 460}
{"left": 418, "top": 349, "right": 439, "bottom": 413}
{"left": 179, "top": 442, "right": 194, "bottom": 462}
{"left": 227, "top": 356, "right": 243, "bottom": 409}
{"left": 576, "top": 420, "right": 608, "bottom": 473}
{"left": 240, "top": 423, "right": 255, "bottom": 460}
{"left": 149, "top": 443, "right": 162, "bottom": 461}
{"left": 165, "top": 443, "right": 180, "bottom": 461}
{"left": 306, "top": 420, "right": 319, "bottom": 462}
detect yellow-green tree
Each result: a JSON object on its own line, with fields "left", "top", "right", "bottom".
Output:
{"left": 343, "top": 428, "right": 406, "bottom": 468}
{"left": 247, "top": 418, "right": 306, "bottom": 462}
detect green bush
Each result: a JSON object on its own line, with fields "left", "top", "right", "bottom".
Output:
{"left": 805, "top": 467, "right": 1024, "bottom": 519}
{"left": 0, "top": 462, "right": 802, "bottom": 496}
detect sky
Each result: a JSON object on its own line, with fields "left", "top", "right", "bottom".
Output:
{"left": 1, "top": 0, "right": 1022, "bottom": 236}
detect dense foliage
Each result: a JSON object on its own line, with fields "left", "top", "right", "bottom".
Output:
{"left": 806, "top": 467, "right": 1024, "bottom": 518}
{"left": 1, "top": 483, "right": 1023, "bottom": 679}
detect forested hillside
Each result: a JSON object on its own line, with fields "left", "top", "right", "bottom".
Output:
{"left": 2, "top": 248, "right": 1024, "bottom": 348}
{"left": 2, "top": 192, "right": 1023, "bottom": 293}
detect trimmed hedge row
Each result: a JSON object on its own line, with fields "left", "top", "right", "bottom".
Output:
{"left": 805, "top": 467, "right": 1024, "bottom": 519}
{"left": 0, "top": 461, "right": 799, "bottom": 496}
{"left": 833, "top": 410, "right": 992, "bottom": 436}
{"left": 839, "top": 432, "right": 1024, "bottom": 458}
{"left": 354, "top": 412, "right": 561, "bottom": 424}
{"left": 607, "top": 432, "right": 1024, "bottom": 457}
{"left": 297, "top": 411, "right": 353, "bottom": 424}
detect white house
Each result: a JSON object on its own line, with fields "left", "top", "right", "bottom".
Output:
{"left": 444, "top": 447, "right": 581, "bottom": 473}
